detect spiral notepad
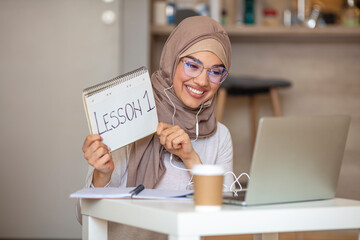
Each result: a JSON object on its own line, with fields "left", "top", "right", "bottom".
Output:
{"left": 82, "top": 67, "right": 158, "bottom": 152}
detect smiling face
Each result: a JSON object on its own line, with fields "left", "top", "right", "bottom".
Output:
{"left": 172, "top": 51, "right": 224, "bottom": 109}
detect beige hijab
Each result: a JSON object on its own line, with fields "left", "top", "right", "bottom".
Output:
{"left": 126, "top": 16, "right": 232, "bottom": 188}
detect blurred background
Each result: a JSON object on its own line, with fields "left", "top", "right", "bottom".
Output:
{"left": 0, "top": 0, "right": 359, "bottom": 239}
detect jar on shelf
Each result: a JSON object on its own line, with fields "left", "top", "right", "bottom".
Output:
{"left": 262, "top": 8, "right": 278, "bottom": 26}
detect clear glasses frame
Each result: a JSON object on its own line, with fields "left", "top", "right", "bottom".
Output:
{"left": 181, "top": 57, "right": 228, "bottom": 84}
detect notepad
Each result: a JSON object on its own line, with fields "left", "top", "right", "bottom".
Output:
{"left": 83, "top": 67, "right": 158, "bottom": 152}
{"left": 70, "top": 187, "right": 193, "bottom": 199}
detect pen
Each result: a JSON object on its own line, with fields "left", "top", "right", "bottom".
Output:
{"left": 130, "top": 184, "right": 145, "bottom": 198}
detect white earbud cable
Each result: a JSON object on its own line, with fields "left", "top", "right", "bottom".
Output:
{"left": 163, "top": 87, "right": 249, "bottom": 194}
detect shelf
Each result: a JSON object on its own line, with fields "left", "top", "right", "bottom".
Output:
{"left": 151, "top": 25, "right": 360, "bottom": 42}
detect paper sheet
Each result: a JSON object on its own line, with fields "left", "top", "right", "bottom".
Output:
{"left": 70, "top": 187, "right": 193, "bottom": 199}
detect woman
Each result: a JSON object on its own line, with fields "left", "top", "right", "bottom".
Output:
{"left": 78, "top": 16, "right": 233, "bottom": 239}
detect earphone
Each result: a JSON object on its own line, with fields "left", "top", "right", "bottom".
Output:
{"left": 192, "top": 103, "right": 203, "bottom": 142}
{"left": 186, "top": 171, "right": 250, "bottom": 194}
{"left": 163, "top": 86, "right": 203, "bottom": 172}
{"left": 163, "top": 85, "right": 176, "bottom": 126}
{"left": 163, "top": 86, "right": 250, "bottom": 195}
{"left": 224, "top": 171, "right": 250, "bottom": 196}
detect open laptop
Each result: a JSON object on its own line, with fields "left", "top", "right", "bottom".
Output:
{"left": 223, "top": 115, "right": 351, "bottom": 206}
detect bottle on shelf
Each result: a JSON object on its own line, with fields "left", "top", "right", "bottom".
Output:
{"left": 283, "top": 0, "right": 292, "bottom": 27}
{"left": 221, "top": 9, "right": 228, "bottom": 25}
{"left": 153, "top": 1, "right": 167, "bottom": 26}
{"left": 305, "top": 3, "right": 322, "bottom": 28}
{"left": 236, "top": 0, "right": 244, "bottom": 25}
{"left": 244, "top": 0, "right": 255, "bottom": 24}
{"left": 342, "top": 0, "right": 360, "bottom": 26}
{"left": 166, "top": 0, "right": 176, "bottom": 25}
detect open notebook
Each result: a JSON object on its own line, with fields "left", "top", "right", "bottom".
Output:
{"left": 82, "top": 67, "right": 158, "bottom": 152}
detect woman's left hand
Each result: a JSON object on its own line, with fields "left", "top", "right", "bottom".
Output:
{"left": 157, "top": 122, "right": 201, "bottom": 169}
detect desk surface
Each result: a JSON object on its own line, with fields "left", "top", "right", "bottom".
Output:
{"left": 81, "top": 198, "right": 360, "bottom": 237}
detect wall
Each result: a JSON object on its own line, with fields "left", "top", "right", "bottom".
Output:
{"left": 0, "top": 0, "right": 149, "bottom": 238}
{"left": 121, "top": 0, "right": 150, "bottom": 73}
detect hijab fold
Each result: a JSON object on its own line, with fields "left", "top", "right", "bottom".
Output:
{"left": 126, "top": 16, "right": 232, "bottom": 188}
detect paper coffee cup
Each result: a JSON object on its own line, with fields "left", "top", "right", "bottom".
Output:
{"left": 191, "top": 164, "right": 224, "bottom": 211}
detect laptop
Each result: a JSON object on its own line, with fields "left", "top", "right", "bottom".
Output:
{"left": 223, "top": 115, "right": 351, "bottom": 206}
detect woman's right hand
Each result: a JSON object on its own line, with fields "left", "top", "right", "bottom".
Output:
{"left": 82, "top": 134, "right": 114, "bottom": 187}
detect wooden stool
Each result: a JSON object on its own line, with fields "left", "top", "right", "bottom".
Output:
{"left": 216, "top": 75, "right": 292, "bottom": 148}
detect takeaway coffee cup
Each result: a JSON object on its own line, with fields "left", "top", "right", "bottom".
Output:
{"left": 191, "top": 164, "right": 224, "bottom": 211}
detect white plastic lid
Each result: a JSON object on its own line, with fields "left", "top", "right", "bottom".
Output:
{"left": 191, "top": 164, "right": 225, "bottom": 176}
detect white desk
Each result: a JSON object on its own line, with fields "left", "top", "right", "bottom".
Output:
{"left": 81, "top": 198, "right": 360, "bottom": 240}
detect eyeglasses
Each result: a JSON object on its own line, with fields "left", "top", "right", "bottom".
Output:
{"left": 181, "top": 58, "right": 228, "bottom": 84}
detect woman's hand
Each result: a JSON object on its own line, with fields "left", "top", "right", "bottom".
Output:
{"left": 82, "top": 134, "right": 114, "bottom": 187}
{"left": 157, "top": 122, "right": 201, "bottom": 169}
